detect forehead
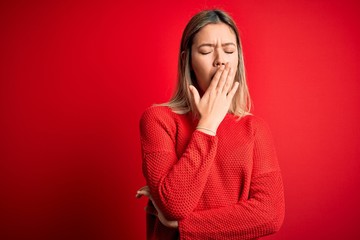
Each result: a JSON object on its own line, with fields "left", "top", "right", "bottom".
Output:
{"left": 193, "top": 23, "right": 236, "bottom": 44}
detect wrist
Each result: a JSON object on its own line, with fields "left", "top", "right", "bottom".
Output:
{"left": 196, "top": 126, "right": 216, "bottom": 136}
{"left": 197, "top": 119, "right": 218, "bottom": 132}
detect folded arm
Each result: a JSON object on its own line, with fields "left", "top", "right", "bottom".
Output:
{"left": 178, "top": 117, "right": 285, "bottom": 239}
{"left": 178, "top": 171, "right": 285, "bottom": 239}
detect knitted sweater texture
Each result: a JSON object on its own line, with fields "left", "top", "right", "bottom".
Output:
{"left": 140, "top": 106, "right": 285, "bottom": 240}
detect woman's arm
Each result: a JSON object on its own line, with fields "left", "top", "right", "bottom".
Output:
{"left": 140, "top": 107, "right": 218, "bottom": 220}
{"left": 177, "top": 118, "right": 285, "bottom": 239}
{"left": 141, "top": 65, "right": 238, "bottom": 221}
{"left": 178, "top": 172, "right": 285, "bottom": 239}
{"left": 140, "top": 64, "right": 239, "bottom": 220}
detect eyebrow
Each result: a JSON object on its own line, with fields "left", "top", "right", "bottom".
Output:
{"left": 198, "top": 43, "right": 236, "bottom": 48}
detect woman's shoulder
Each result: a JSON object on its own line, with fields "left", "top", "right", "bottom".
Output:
{"left": 141, "top": 105, "right": 175, "bottom": 119}
{"left": 244, "top": 114, "right": 273, "bottom": 137}
{"left": 235, "top": 114, "right": 272, "bottom": 134}
{"left": 245, "top": 114, "right": 268, "bottom": 125}
{"left": 140, "top": 105, "right": 180, "bottom": 126}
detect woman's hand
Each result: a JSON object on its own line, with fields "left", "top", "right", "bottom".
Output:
{"left": 136, "top": 186, "right": 179, "bottom": 229}
{"left": 189, "top": 63, "right": 239, "bottom": 134}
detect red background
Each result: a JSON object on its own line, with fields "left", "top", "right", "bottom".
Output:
{"left": 1, "top": 0, "right": 360, "bottom": 239}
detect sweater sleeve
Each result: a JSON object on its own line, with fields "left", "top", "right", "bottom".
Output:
{"left": 178, "top": 118, "right": 285, "bottom": 239}
{"left": 140, "top": 107, "right": 219, "bottom": 220}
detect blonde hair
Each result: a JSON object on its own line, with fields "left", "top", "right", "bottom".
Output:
{"left": 161, "top": 9, "right": 251, "bottom": 118}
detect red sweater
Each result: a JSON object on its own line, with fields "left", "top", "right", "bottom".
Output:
{"left": 140, "top": 106, "right": 285, "bottom": 240}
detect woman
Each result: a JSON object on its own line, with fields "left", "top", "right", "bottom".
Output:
{"left": 136, "top": 9, "right": 285, "bottom": 239}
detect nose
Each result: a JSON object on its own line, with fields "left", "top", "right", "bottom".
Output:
{"left": 213, "top": 50, "right": 226, "bottom": 67}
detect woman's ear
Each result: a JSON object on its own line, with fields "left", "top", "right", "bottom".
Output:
{"left": 181, "top": 51, "right": 186, "bottom": 63}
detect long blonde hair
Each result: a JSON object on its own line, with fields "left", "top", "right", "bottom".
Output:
{"left": 161, "top": 9, "right": 251, "bottom": 118}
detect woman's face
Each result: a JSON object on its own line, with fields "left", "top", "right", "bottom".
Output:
{"left": 191, "top": 23, "right": 238, "bottom": 94}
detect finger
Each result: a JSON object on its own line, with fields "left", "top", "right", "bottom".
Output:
{"left": 136, "top": 186, "right": 150, "bottom": 198}
{"left": 140, "top": 189, "right": 150, "bottom": 196}
{"left": 137, "top": 185, "right": 149, "bottom": 192}
{"left": 227, "top": 81, "right": 239, "bottom": 100}
{"left": 136, "top": 192, "right": 148, "bottom": 198}
{"left": 216, "top": 63, "right": 230, "bottom": 92}
{"left": 189, "top": 85, "right": 200, "bottom": 105}
{"left": 207, "top": 65, "right": 224, "bottom": 92}
{"left": 136, "top": 192, "right": 144, "bottom": 198}
{"left": 136, "top": 189, "right": 150, "bottom": 198}
{"left": 222, "top": 67, "right": 235, "bottom": 94}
